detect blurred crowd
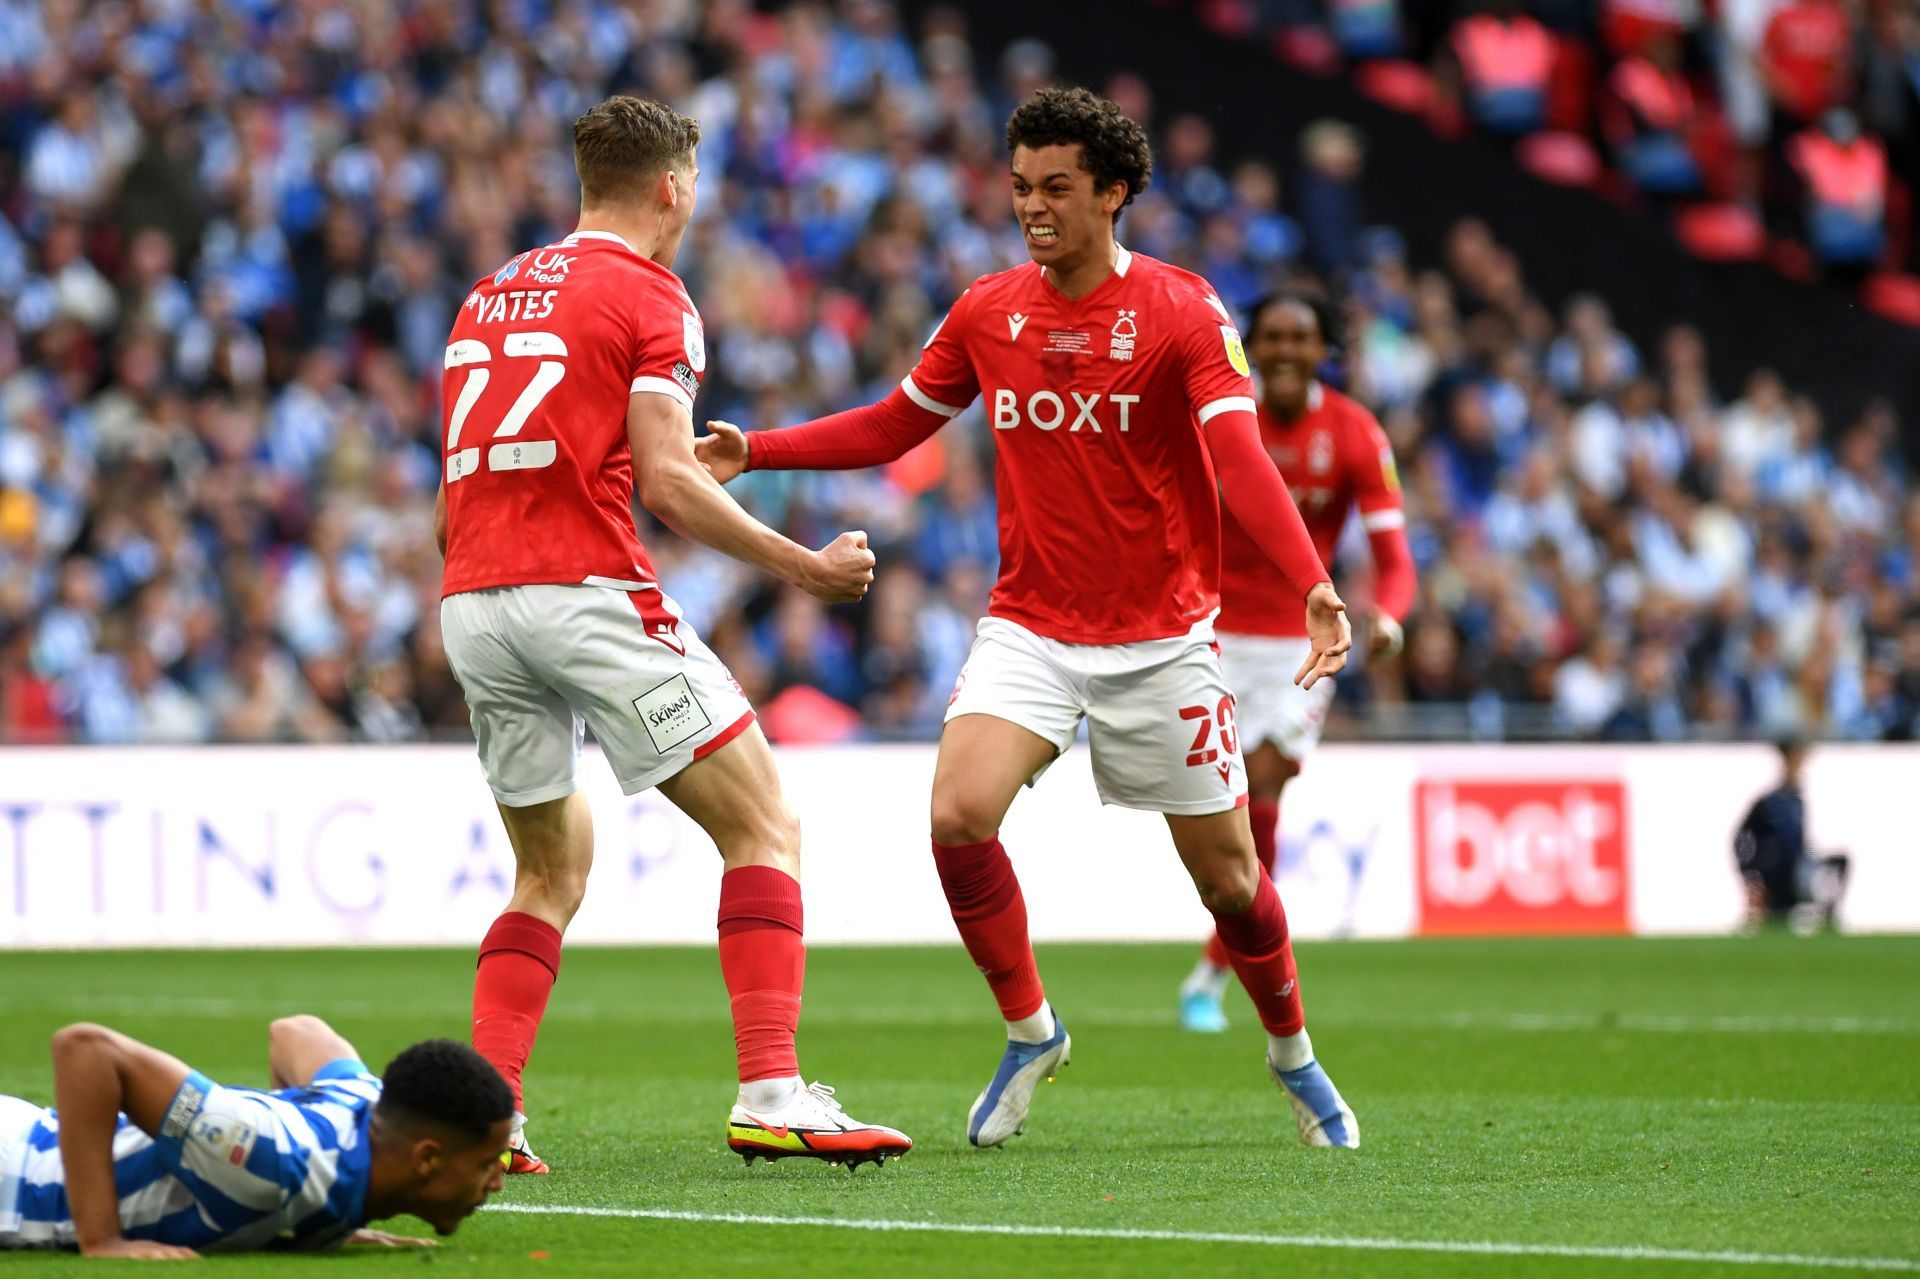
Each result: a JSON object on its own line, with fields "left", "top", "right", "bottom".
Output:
{"left": 1214, "top": 0, "right": 1920, "bottom": 285}
{"left": 0, "top": 0, "right": 1915, "bottom": 747}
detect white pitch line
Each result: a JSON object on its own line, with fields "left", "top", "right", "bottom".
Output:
{"left": 487, "top": 1204, "right": 1920, "bottom": 1272}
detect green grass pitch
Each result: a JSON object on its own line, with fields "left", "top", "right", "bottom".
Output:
{"left": 1, "top": 936, "right": 1915, "bottom": 1277}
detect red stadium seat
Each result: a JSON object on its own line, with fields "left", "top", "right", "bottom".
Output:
{"left": 1673, "top": 202, "right": 1767, "bottom": 262}
{"left": 1354, "top": 60, "right": 1434, "bottom": 116}
{"left": 1271, "top": 25, "right": 1341, "bottom": 76}
{"left": 1516, "top": 131, "right": 1604, "bottom": 188}
{"left": 1861, "top": 273, "right": 1920, "bottom": 328}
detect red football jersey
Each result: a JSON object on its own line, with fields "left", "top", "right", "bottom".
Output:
{"left": 1218, "top": 385, "right": 1405, "bottom": 637}
{"left": 438, "top": 230, "right": 706, "bottom": 598}
{"left": 901, "top": 249, "right": 1259, "bottom": 644}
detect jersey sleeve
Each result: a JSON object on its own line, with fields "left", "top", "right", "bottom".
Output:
{"left": 1341, "top": 404, "right": 1416, "bottom": 620}
{"left": 1178, "top": 291, "right": 1258, "bottom": 427}
{"left": 152, "top": 1072, "right": 303, "bottom": 1217}
{"left": 1346, "top": 407, "right": 1406, "bottom": 532}
{"left": 628, "top": 279, "right": 705, "bottom": 414}
{"left": 898, "top": 288, "right": 981, "bottom": 418}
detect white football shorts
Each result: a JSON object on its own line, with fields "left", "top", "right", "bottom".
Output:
{"left": 1215, "top": 632, "right": 1336, "bottom": 761}
{"left": 945, "top": 614, "right": 1248, "bottom": 816}
{"left": 440, "top": 582, "right": 756, "bottom": 807}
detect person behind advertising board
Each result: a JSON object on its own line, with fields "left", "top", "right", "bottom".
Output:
{"left": 0, "top": 1016, "right": 510, "bottom": 1257}
{"left": 1733, "top": 737, "right": 1850, "bottom": 932}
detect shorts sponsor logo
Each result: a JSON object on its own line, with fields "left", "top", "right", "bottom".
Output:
{"left": 633, "top": 674, "right": 712, "bottom": 755}
{"left": 1415, "top": 780, "right": 1629, "bottom": 936}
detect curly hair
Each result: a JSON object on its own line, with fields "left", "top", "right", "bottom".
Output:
{"left": 1005, "top": 87, "right": 1152, "bottom": 220}
{"left": 1249, "top": 292, "right": 1339, "bottom": 350}
{"left": 376, "top": 1039, "right": 514, "bottom": 1146}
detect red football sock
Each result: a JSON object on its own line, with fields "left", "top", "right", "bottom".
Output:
{"left": 1249, "top": 796, "right": 1281, "bottom": 876}
{"left": 472, "top": 911, "right": 563, "bottom": 1113}
{"left": 931, "top": 835, "right": 1045, "bottom": 1022}
{"left": 716, "top": 865, "right": 806, "bottom": 1085}
{"left": 1204, "top": 796, "right": 1281, "bottom": 970}
{"left": 1210, "top": 870, "right": 1305, "bottom": 1036}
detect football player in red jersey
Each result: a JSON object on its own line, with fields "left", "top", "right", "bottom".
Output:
{"left": 434, "top": 96, "right": 909, "bottom": 1173}
{"left": 698, "top": 89, "right": 1359, "bottom": 1148}
{"left": 1178, "top": 294, "right": 1416, "bottom": 1034}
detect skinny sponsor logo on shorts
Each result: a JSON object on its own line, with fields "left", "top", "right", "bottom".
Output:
{"left": 633, "top": 673, "right": 712, "bottom": 754}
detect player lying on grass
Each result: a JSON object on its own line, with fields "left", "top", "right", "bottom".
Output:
{"left": 434, "top": 95, "right": 908, "bottom": 1174}
{"left": 0, "top": 1015, "right": 510, "bottom": 1257}
{"left": 1178, "top": 293, "right": 1415, "bottom": 1035}
{"left": 699, "top": 88, "right": 1359, "bottom": 1149}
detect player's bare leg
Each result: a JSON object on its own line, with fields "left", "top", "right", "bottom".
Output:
{"left": 1168, "top": 807, "right": 1358, "bottom": 1148}
{"left": 659, "top": 723, "right": 911, "bottom": 1170}
{"left": 930, "top": 713, "right": 1072, "bottom": 1147}
{"left": 1181, "top": 742, "right": 1298, "bottom": 1032}
{"left": 476, "top": 791, "right": 595, "bottom": 1173}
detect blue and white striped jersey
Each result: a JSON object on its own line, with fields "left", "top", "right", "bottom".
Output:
{"left": 0, "top": 1059, "right": 382, "bottom": 1252}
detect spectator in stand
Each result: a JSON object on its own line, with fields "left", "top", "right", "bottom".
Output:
{"left": 1296, "top": 120, "right": 1370, "bottom": 278}
{"left": 1449, "top": 0, "right": 1557, "bottom": 138}
{"left": 1760, "top": 0, "right": 1855, "bottom": 146}
{"left": 1, "top": 5, "right": 1914, "bottom": 752}
{"left": 1604, "top": 33, "right": 1706, "bottom": 198}
{"left": 1786, "top": 108, "right": 1890, "bottom": 276}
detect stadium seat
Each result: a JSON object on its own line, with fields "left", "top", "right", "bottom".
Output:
{"left": 1672, "top": 202, "right": 1767, "bottom": 262}
{"left": 1515, "top": 131, "right": 1604, "bottom": 189}
{"left": 1353, "top": 60, "right": 1434, "bottom": 117}
{"left": 1861, "top": 273, "right": 1920, "bottom": 328}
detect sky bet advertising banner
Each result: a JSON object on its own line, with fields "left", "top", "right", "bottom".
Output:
{"left": 0, "top": 744, "right": 1915, "bottom": 947}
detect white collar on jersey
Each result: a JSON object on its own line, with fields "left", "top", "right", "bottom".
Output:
{"left": 564, "top": 229, "right": 640, "bottom": 256}
{"left": 1308, "top": 381, "right": 1324, "bottom": 411}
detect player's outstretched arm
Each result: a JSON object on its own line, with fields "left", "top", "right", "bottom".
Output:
{"left": 695, "top": 385, "right": 951, "bottom": 480}
{"left": 632, "top": 393, "right": 875, "bottom": 602}
{"left": 1204, "top": 411, "right": 1352, "bottom": 688}
{"left": 268, "top": 1014, "right": 361, "bottom": 1089}
{"left": 49, "top": 1024, "right": 201, "bottom": 1260}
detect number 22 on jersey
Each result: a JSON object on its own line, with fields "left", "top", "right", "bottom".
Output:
{"left": 444, "top": 332, "right": 567, "bottom": 481}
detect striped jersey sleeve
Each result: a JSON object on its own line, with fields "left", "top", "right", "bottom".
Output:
{"left": 0, "top": 1060, "right": 380, "bottom": 1254}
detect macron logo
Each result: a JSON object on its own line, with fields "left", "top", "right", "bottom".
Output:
{"left": 1007, "top": 313, "right": 1029, "bottom": 341}
{"left": 1203, "top": 294, "right": 1231, "bottom": 321}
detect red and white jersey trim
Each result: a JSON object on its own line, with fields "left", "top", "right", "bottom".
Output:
{"left": 1197, "top": 395, "right": 1256, "bottom": 424}
{"left": 901, "top": 374, "right": 966, "bottom": 417}
{"left": 631, "top": 375, "right": 693, "bottom": 409}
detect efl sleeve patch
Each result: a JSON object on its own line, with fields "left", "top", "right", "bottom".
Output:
{"left": 1220, "top": 326, "right": 1249, "bottom": 377}
{"left": 1379, "top": 446, "right": 1401, "bottom": 493}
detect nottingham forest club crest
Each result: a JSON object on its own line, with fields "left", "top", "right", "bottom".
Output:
{"left": 1109, "top": 310, "right": 1137, "bottom": 362}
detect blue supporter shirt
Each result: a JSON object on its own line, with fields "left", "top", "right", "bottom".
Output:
{"left": 0, "top": 1059, "right": 380, "bottom": 1252}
